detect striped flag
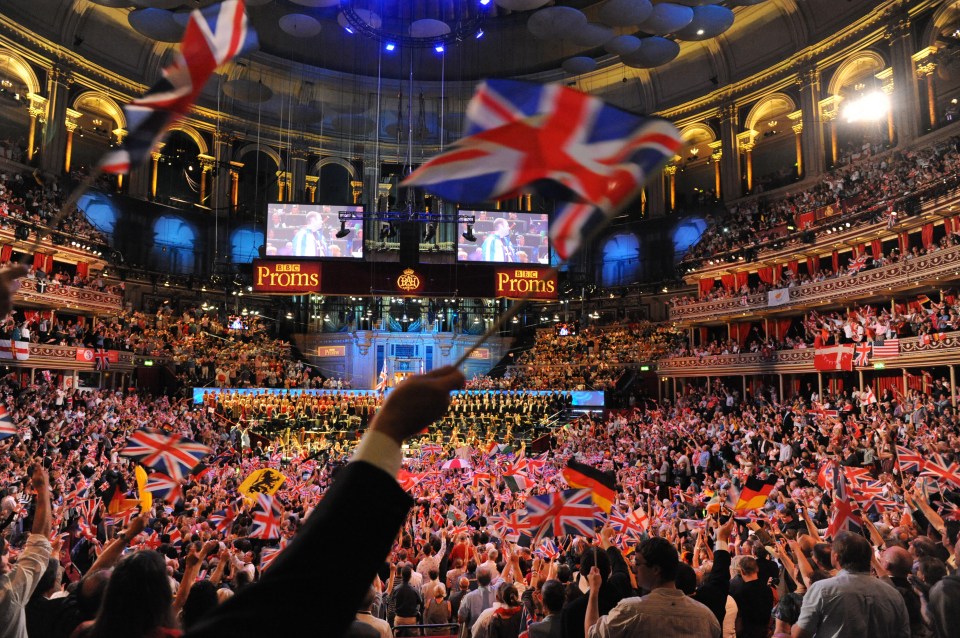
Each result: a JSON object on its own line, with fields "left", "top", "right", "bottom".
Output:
{"left": 0, "top": 405, "right": 16, "bottom": 439}
{"left": 871, "top": 338, "right": 899, "bottom": 358}
{"left": 402, "top": 80, "right": 681, "bottom": 261}
{"left": 100, "top": 0, "right": 257, "bottom": 174}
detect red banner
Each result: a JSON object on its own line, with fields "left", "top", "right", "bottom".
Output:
{"left": 76, "top": 348, "right": 94, "bottom": 362}
{"left": 253, "top": 260, "right": 321, "bottom": 293}
{"left": 814, "top": 345, "right": 854, "bottom": 371}
{"left": 494, "top": 268, "right": 557, "bottom": 300}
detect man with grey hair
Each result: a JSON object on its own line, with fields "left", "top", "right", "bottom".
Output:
{"left": 457, "top": 567, "right": 494, "bottom": 638}
{"left": 792, "top": 532, "right": 909, "bottom": 638}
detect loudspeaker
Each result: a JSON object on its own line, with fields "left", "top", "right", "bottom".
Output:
{"left": 399, "top": 221, "right": 420, "bottom": 267}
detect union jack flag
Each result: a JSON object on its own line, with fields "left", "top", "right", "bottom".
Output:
{"left": 896, "top": 445, "right": 925, "bottom": 474}
{"left": 470, "top": 471, "right": 492, "bottom": 489}
{"left": 421, "top": 443, "right": 443, "bottom": 457}
{"left": 144, "top": 472, "right": 183, "bottom": 504}
{"left": 402, "top": 80, "right": 682, "bottom": 261}
{"left": 166, "top": 526, "right": 182, "bottom": 547}
{"left": 921, "top": 456, "right": 960, "bottom": 488}
{"left": 208, "top": 506, "right": 235, "bottom": 534}
{"left": 525, "top": 489, "right": 599, "bottom": 541}
{"left": 535, "top": 538, "right": 560, "bottom": 561}
{"left": 104, "top": 507, "right": 138, "bottom": 529}
{"left": 376, "top": 359, "right": 388, "bottom": 394}
{"left": 607, "top": 507, "right": 650, "bottom": 538}
{"left": 847, "top": 254, "right": 869, "bottom": 275}
{"left": 854, "top": 343, "right": 871, "bottom": 367}
{"left": 94, "top": 349, "right": 110, "bottom": 371}
{"left": 827, "top": 466, "right": 862, "bottom": 538}
{"left": 100, "top": 0, "right": 257, "bottom": 174}
{"left": 259, "top": 536, "right": 289, "bottom": 571}
{"left": 120, "top": 429, "right": 212, "bottom": 481}
{"left": 249, "top": 494, "right": 282, "bottom": 540}
{"left": 0, "top": 405, "right": 15, "bottom": 439}
{"left": 491, "top": 510, "right": 530, "bottom": 542}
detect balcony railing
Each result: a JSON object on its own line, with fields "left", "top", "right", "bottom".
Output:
{"left": 16, "top": 278, "right": 123, "bottom": 314}
{"left": 669, "top": 242, "right": 960, "bottom": 323}
{"left": 6, "top": 344, "right": 166, "bottom": 371}
{"left": 657, "top": 334, "right": 960, "bottom": 377}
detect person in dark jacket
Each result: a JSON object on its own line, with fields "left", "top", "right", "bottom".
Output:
{"left": 560, "top": 529, "right": 633, "bottom": 638}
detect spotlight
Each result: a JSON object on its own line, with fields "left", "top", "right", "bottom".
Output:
{"left": 435, "top": 45, "right": 444, "bottom": 54}
{"left": 335, "top": 221, "right": 351, "bottom": 238}
{"left": 385, "top": 42, "right": 396, "bottom": 51}
{"left": 344, "top": 26, "right": 354, "bottom": 34}
{"left": 480, "top": 0, "right": 491, "bottom": 5}
{"left": 475, "top": 29, "right": 484, "bottom": 39}
{"left": 461, "top": 224, "right": 477, "bottom": 242}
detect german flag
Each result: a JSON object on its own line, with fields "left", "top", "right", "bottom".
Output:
{"left": 562, "top": 460, "right": 617, "bottom": 513}
{"left": 734, "top": 476, "right": 777, "bottom": 512}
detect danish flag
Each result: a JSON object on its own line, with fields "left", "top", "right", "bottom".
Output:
{"left": 525, "top": 489, "right": 600, "bottom": 541}
{"left": 249, "top": 494, "right": 282, "bottom": 539}
{"left": 100, "top": 0, "right": 257, "bottom": 174}
{"left": 120, "top": 429, "right": 212, "bottom": 481}
{"left": 402, "top": 80, "right": 682, "bottom": 261}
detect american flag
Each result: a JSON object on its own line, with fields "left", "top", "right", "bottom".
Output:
{"left": 525, "top": 489, "right": 599, "bottom": 541}
{"left": 100, "top": 0, "right": 257, "bottom": 174}
{"left": 872, "top": 338, "right": 900, "bottom": 358}
{"left": 0, "top": 405, "right": 16, "bottom": 439}
{"left": 402, "top": 80, "right": 681, "bottom": 261}
{"left": 249, "top": 494, "right": 283, "bottom": 540}
{"left": 144, "top": 472, "right": 183, "bottom": 504}
{"left": 120, "top": 429, "right": 212, "bottom": 481}
{"left": 854, "top": 342, "right": 871, "bottom": 367}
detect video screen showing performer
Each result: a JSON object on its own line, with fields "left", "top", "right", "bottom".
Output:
{"left": 457, "top": 211, "right": 549, "bottom": 264}
{"left": 265, "top": 203, "right": 364, "bottom": 258}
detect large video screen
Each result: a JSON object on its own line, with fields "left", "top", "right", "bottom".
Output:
{"left": 265, "top": 203, "right": 364, "bottom": 259}
{"left": 458, "top": 211, "right": 549, "bottom": 264}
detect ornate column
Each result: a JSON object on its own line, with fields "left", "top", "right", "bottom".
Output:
{"left": 739, "top": 137, "right": 755, "bottom": 193}
{"left": 788, "top": 110, "right": 803, "bottom": 177}
{"left": 363, "top": 164, "right": 378, "bottom": 212}
{"left": 913, "top": 47, "right": 939, "bottom": 131}
{"left": 306, "top": 175, "right": 319, "bottom": 203}
{"left": 276, "top": 171, "right": 290, "bottom": 202}
{"left": 886, "top": 9, "right": 921, "bottom": 144}
{"left": 289, "top": 146, "right": 309, "bottom": 203}
{"left": 709, "top": 141, "right": 722, "bottom": 198}
{"left": 112, "top": 128, "right": 127, "bottom": 191}
{"left": 876, "top": 68, "right": 896, "bottom": 144}
{"left": 718, "top": 101, "right": 741, "bottom": 201}
{"left": 26, "top": 93, "right": 47, "bottom": 163}
{"left": 197, "top": 154, "right": 215, "bottom": 207}
{"left": 150, "top": 143, "right": 164, "bottom": 199}
{"left": 63, "top": 108, "right": 81, "bottom": 173}
{"left": 797, "top": 63, "right": 826, "bottom": 179}
{"left": 351, "top": 180, "right": 363, "bottom": 205}
{"left": 646, "top": 169, "right": 666, "bottom": 218}
{"left": 229, "top": 161, "right": 243, "bottom": 210}
{"left": 663, "top": 164, "right": 677, "bottom": 211}
{"left": 41, "top": 66, "right": 71, "bottom": 175}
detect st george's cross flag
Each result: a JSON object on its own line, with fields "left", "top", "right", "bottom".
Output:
{"left": 402, "top": 80, "right": 682, "bottom": 261}
{"left": 100, "top": 0, "right": 257, "bottom": 174}
{"left": 249, "top": 494, "right": 283, "bottom": 540}
{"left": 120, "top": 429, "right": 212, "bottom": 481}
{"left": 525, "top": 489, "right": 600, "bottom": 541}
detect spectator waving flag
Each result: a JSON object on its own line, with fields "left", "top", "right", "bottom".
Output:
{"left": 120, "top": 429, "right": 212, "bottom": 481}
{"left": 827, "top": 465, "right": 862, "bottom": 539}
{"left": 144, "top": 472, "right": 183, "bottom": 504}
{"left": 0, "top": 405, "right": 16, "bottom": 439}
{"left": 209, "top": 506, "right": 235, "bottom": 534}
{"left": 99, "top": 0, "right": 257, "bottom": 174}
{"left": 249, "top": 494, "right": 283, "bottom": 540}
{"left": 895, "top": 445, "right": 925, "bottom": 474}
{"left": 402, "top": 80, "right": 682, "bottom": 261}
{"left": 525, "top": 489, "right": 599, "bottom": 541}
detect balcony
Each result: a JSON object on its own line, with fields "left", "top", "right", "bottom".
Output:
{"left": 669, "top": 242, "right": 960, "bottom": 324}
{"left": 657, "top": 334, "right": 960, "bottom": 377}
{"left": 15, "top": 278, "right": 123, "bottom": 314}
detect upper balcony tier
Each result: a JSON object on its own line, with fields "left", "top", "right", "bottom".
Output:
{"left": 15, "top": 278, "right": 122, "bottom": 315}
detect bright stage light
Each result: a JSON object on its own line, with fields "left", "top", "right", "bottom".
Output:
{"left": 385, "top": 42, "right": 396, "bottom": 52}
{"left": 843, "top": 91, "right": 889, "bottom": 123}
{"left": 435, "top": 45, "right": 444, "bottom": 53}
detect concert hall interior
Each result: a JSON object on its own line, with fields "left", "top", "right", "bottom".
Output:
{"left": 0, "top": 1, "right": 959, "bottom": 637}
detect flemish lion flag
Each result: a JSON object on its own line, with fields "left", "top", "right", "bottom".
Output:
{"left": 562, "top": 459, "right": 617, "bottom": 513}
{"left": 239, "top": 468, "right": 286, "bottom": 500}
{"left": 733, "top": 476, "right": 777, "bottom": 513}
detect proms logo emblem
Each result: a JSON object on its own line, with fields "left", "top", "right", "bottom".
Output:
{"left": 396, "top": 269, "right": 423, "bottom": 293}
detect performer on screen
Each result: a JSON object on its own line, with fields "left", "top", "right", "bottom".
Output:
{"left": 480, "top": 218, "right": 517, "bottom": 262}
{"left": 292, "top": 211, "right": 326, "bottom": 257}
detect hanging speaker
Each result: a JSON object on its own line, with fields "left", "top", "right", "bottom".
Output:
{"left": 399, "top": 221, "right": 420, "bottom": 267}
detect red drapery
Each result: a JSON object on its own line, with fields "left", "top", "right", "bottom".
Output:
{"left": 946, "top": 218, "right": 953, "bottom": 235}
{"left": 33, "top": 253, "right": 45, "bottom": 270}
{"left": 774, "top": 264, "right": 783, "bottom": 283}
{"left": 720, "top": 274, "right": 736, "bottom": 290}
{"left": 899, "top": 232, "right": 910, "bottom": 253}
{"left": 75, "top": 316, "right": 86, "bottom": 327}
{"left": 757, "top": 267, "right": 773, "bottom": 284}
{"left": 76, "top": 261, "right": 89, "bottom": 278}
{"left": 922, "top": 223, "right": 934, "bottom": 249}
{"left": 699, "top": 327, "right": 708, "bottom": 346}
{"left": 871, "top": 239, "right": 882, "bottom": 259}
{"left": 699, "top": 278, "right": 715, "bottom": 297}
{"left": 806, "top": 255, "right": 819, "bottom": 275}
{"left": 788, "top": 260, "right": 799, "bottom": 275}
{"left": 773, "top": 318, "right": 792, "bottom": 340}
{"left": 735, "top": 272, "right": 748, "bottom": 290}
{"left": 874, "top": 373, "right": 904, "bottom": 396}
{"left": 0, "top": 246, "right": 11, "bottom": 263}
{"left": 832, "top": 250, "right": 839, "bottom": 272}
{"left": 732, "top": 323, "right": 752, "bottom": 346}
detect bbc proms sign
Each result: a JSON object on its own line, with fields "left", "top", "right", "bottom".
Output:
{"left": 253, "top": 260, "right": 321, "bottom": 293}
{"left": 494, "top": 268, "right": 557, "bottom": 300}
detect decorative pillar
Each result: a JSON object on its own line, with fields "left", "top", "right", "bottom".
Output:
{"left": 63, "top": 108, "right": 81, "bottom": 173}
{"left": 646, "top": 169, "right": 666, "bottom": 218}
{"left": 740, "top": 139, "right": 755, "bottom": 193}
{"left": 913, "top": 47, "right": 938, "bottom": 131}
{"left": 886, "top": 9, "right": 921, "bottom": 145}
{"left": 306, "top": 175, "right": 319, "bottom": 204}
{"left": 197, "top": 154, "right": 215, "bottom": 207}
{"left": 709, "top": 141, "right": 722, "bottom": 199}
{"left": 350, "top": 180, "right": 364, "bottom": 205}
{"left": 876, "top": 68, "right": 896, "bottom": 144}
{"left": 789, "top": 110, "right": 803, "bottom": 177}
{"left": 229, "top": 161, "right": 243, "bottom": 210}
{"left": 40, "top": 66, "right": 70, "bottom": 175}
{"left": 664, "top": 164, "right": 677, "bottom": 211}
{"left": 150, "top": 145, "right": 164, "bottom": 199}
{"left": 289, "top": 147, "right": 309, "bottom": 202}
{"left": 26, "top": 93, "right": 47, "bottom": 162}
{"left": 828, "top": 115, "right": 838, "bottom": 166}
{"left": 718, "top": 101, "right": 741, "bottom": 201}
{"left": 276, "top": 171, "right": 291, "bottom": 202}
{"left": 113, "top": 129, "right": 127, "bottom": 191}
{"left": 797, "top": 63, "right": 826, "bottom": 179}
{"left": 951, "top": 365, "right": 956, "bottom": 408}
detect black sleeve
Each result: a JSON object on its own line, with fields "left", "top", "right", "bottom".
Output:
{"left": 184, "top": 461, "right": 413, "bottom": 638}
{"left": 605, "top": 546, "right": 633, "bottom": 599}
{"left": 693, "top": 549, "right": 731, "bottom": 625}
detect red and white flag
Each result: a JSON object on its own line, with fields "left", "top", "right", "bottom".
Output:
{"left": 814, "top": 344, "right": 854, "bottom": 371}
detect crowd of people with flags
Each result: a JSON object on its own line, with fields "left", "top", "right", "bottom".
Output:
{"left": 682, "top": 134, "right": 960, "bottom": 267}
